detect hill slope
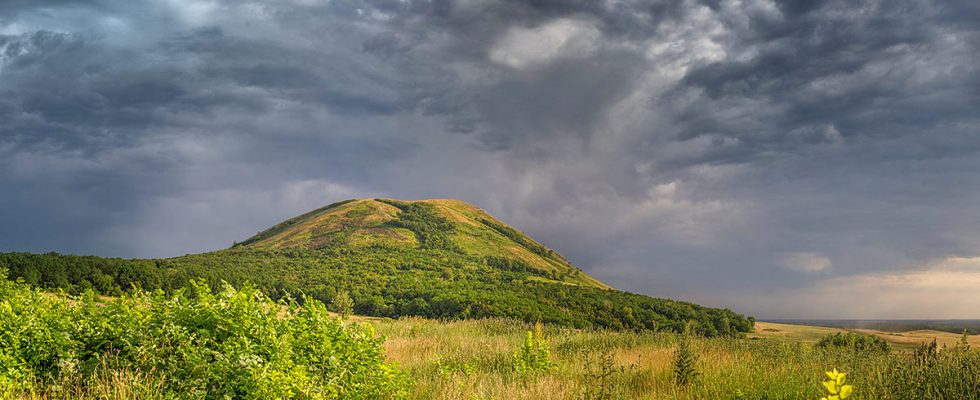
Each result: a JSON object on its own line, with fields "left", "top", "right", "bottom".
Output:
{"left": 0, "top": 198, "right": 752, "bottom": 336}
{"left": 234, "top": 198, "right": 609, "bottom": 289}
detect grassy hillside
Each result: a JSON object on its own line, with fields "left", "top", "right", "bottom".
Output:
{"left": 0, "top": 198, "right": 751, "bottom": 336}
{"left": 235, "top": 198, "right": 608, "bottom": 289}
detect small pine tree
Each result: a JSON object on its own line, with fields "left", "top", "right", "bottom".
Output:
{"left": 330, "top": 290, "right": 354, "bottom": 318}
{"left": 673, "top": 324, "right": 698, "bottom": 385}
{"left": 581, "top": 351, "right": 627, "bottom": 400}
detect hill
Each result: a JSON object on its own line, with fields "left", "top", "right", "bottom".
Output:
{"left": 234, "top": 198, "right": 608, "bottom": 289}
{"left": 0, "top": 198, "right": 751, "bottom": 336}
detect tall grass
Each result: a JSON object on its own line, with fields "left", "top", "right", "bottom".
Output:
{"left": 375, "top": 317, "right": 980, "bottom": 400}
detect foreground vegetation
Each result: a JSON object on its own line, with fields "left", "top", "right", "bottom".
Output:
{"left": 0, "top": 272, "right": 407, "bottom": 399}
{"left": 374, "top": 317, "right": 980, "bottom": 399}
{"left": 3, "top": 274, "right": 979, "bottom": 399}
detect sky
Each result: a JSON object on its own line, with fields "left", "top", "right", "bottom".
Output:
{"left": 1, "top": 0, "right": 979, "bottom": 319}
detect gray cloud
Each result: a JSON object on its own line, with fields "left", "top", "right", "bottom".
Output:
{"left": 1, "top": 0, "right": 979, "bottom": 318}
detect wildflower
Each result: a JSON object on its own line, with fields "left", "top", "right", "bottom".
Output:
{"left": 820, "top": 368, "right": 854, "bottom": 400}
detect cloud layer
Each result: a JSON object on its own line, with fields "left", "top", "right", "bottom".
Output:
{"left": 1, "top": 0, "right": 979, "bottom": 318}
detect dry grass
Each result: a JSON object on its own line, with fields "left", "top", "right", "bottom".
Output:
{"left": 752, "top": 321, "right": 980, "bottom": 351}
{"left": 375, "top": 318, "right": 813, "bottom": 399}
{"left": 372, "top": 318, "right": 980, "bottom": 400}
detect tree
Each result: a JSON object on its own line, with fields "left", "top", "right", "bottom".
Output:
{"left": 330, "top": 291, "right": 354, "bottom": 318}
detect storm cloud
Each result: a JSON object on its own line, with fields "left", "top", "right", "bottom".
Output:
{"left": 1, "top": 0, "right": 978, "bottom": 318}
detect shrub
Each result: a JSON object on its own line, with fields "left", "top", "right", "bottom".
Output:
{"left": 816, "top": 332, "right": 889, "bottom": 354}
{"left": 0, "top": 272, "right": 409, "bottom": 399}
{"left": 331, "top": 290, "right": 354, "bottom": 318}
{"left": 514, "top": 322, "right": 555, "bottom": 375}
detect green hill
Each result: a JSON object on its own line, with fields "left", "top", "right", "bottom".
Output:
{"left": 235, "top": 198, "right": 609, "bottom": 289}
{"left": 0, "top": 198, "right": 752, "bottom": 336}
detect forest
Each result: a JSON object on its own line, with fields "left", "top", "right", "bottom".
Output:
{"left": 0, "top": 248, "right": 751, "bottom": 336}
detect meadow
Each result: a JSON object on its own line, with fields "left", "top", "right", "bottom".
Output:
{"left": 373, "top": 317, "right": 980, "bottom": 399}
{"left": 0, "top": 280, "right": 980, "bottom": 400}
{"left": 3, "top": 273, "right": 980, "bottom": 399}
{"left": 752, "top": 321, "right": 980, "bottom": 352}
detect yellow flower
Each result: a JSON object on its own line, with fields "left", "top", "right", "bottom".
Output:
{"left": 822, "top": 380, "right": 838, "bottom": 394}
{"left": 825, "top": 368, "right": 846, "bottom": 385}
{"left": 820, "top": 369, "right": 853, "bottom": 400}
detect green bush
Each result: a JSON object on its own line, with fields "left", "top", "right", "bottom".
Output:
{"left": 816, "top": 332, "right": 889, "bottom": 354}
{"left": 0, "top": 271, "right": 409, "bottom": 399}
{"left": 513, "top": 322, "right": 555, "bottom": 375}
{"left": 330, "top": 290, "right": 354, "bottom": 318}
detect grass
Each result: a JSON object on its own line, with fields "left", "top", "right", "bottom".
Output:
{"left": 374, "top": 317, "right": 810, "bottom": 399}
{"left": 368, "top": 317, "right": 980, "bottom": 400}
{"left": 753, "top": 321, "right": 980, "bottom": 352}
{"left": 5, "top": 282, "right": 980, "bottom": 399}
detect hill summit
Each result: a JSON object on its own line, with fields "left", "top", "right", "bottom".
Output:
{"left": 236, "top": 198, "right": 610, "bottom": 289}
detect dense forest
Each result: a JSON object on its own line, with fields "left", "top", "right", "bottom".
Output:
{"left": 0, "top": 249, "right": 751, "bottom": 336}
{"left": 0, "top": 199, "right": 753, "bottom": 336}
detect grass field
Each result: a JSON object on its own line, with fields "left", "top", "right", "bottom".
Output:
{"left": 370, "top": 317, "right": 980, "bottom": 399}
{"left": 752, "top": 321, "right": 980, "bottom": 351}
{"left": 5, "top": 277, "right": 979, "bottom": 399}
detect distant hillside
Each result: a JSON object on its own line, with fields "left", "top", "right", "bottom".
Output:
{"left": 234, "top": 198, "right": 609, "bottom": 289}
{"left": 0, "top": 198, "right": 752, "bottom": 336}
{"left": 763, "top": 319, "right": 980, "bottom": 335}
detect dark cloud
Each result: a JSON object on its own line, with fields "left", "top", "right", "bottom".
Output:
{"left": 1, "top": 0, "right": 979, "bottom": 318}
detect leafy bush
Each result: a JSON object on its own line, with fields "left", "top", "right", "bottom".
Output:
{"left": 816, "top": 332, "right": 889, "bottom": 353}
{"left": 514, "top": 322, "right": 555, "bottom": 374}
{"left": 331, "top": 290, "right": 354, "bottom": 318}
{"left": 0, "top": 271, "right": 409, "bottom": 399}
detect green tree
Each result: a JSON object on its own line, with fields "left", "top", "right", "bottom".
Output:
{"left": 331, "top": 290, "right": 354, "bottom": 318}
